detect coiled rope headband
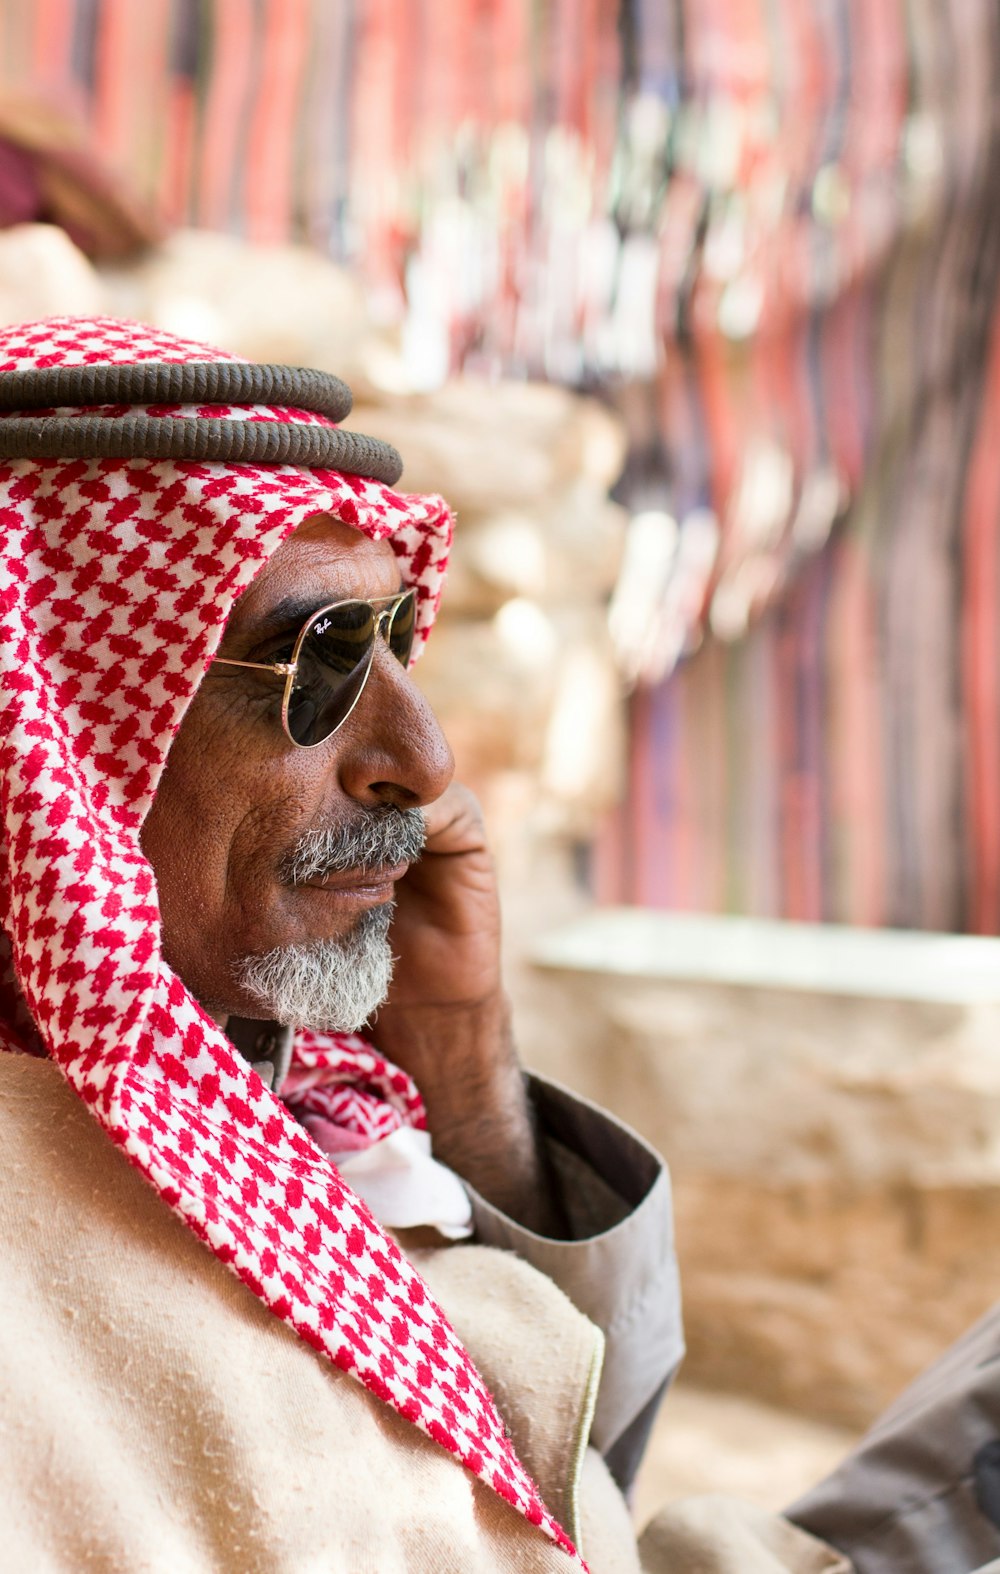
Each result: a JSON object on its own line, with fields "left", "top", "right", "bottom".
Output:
{"left": 0, "top": 360, "right": 403, "bottom": 484}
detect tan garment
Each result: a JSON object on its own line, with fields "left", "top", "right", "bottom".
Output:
{"left": 639, "top": 1499, "right": 852, "bottom": 1573}
{"left": 0, "top": 1055, "right": 848, "bottom": 1573}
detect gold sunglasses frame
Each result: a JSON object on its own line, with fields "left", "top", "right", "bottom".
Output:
{"left": 214, "top": 588, "right": 417, "bottom": 749}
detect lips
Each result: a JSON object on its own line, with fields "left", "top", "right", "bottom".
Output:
{"left": 302, "top": 860, "right": 410, "bottom": 894}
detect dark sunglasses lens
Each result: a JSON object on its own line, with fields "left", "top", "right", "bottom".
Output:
{"left": 285, "top": 602, "right": 376, "bottom": 747}
{"left": 388, "top": 590, "right": 417, "bottom": 667}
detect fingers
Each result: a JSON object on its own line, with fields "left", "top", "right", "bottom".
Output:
{"left": 420, "top": 782, "right": 487, "bottom": 853}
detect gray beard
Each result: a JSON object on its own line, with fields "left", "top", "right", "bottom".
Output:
{"left": 233, "top": 807, "right": 425, "bottom": 1032}
{"left": 234, "top": 904, "right": 395, "bottom": 1032}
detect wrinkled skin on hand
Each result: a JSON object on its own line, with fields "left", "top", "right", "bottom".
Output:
{"left": 385, "top": 782, "right": 503, "bottom": 1014}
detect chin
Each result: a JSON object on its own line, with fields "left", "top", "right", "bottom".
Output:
{"left": 230, "top": 908, "right": 394, "bottom": 1032}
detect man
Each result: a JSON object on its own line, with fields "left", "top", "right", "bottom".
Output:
{"left": 0, "top": 315, "right": 849, "bottom": 1571}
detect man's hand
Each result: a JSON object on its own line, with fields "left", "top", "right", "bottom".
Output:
{"left": 384, "top": 783, "right": 501, "bottom": 1010}
{"left": 373, "top": 784, "right": 565, "bottom": 1236}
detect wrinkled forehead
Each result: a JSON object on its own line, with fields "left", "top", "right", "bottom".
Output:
{"left": 196, "top": 470, "right": 450, "bottom": 659}
{"left": 224, "top": 513, "right": 407, "bottom": 640}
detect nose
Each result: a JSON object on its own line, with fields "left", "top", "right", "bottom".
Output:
{"left": 334, "top": 640, "right": 455, "bottom": 809}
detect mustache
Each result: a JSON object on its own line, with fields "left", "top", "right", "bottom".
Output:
{"left": 280, "top": 806, "right": 426, "bottom": 884}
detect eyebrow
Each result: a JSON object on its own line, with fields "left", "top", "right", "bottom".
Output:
{"left": 248, "top": 595, "right": 335, "bottom": 641}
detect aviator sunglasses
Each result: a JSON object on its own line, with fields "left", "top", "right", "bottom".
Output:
{"left": 215, "top": 588, "right": 417, "bottom": 748}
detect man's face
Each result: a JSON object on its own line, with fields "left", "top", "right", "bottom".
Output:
{"left": 140, "top": 512, "right": 454, "bottom": 1023}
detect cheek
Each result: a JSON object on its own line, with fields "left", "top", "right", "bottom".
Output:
{"left": 143, "top": 706, "right": 236, "bottom": 907}
{"left": 141, "top": 691, "right": 327, "bottom": 956}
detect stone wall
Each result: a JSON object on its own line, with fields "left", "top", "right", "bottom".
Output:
{"left": 525, "top": 909, "right": 1000, "bottom": 1428}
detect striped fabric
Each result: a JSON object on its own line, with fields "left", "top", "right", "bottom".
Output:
{"left": 601, "top": 0, "right": 1000, "bottom": 936}
{"left": 3, "top": 0, "right": 1000, "bottom": 932}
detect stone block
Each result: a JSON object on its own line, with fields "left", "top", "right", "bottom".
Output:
{"left": 100, "top": 227, "right": 370, "bottom": 378}
{"left": 524, "top": 909, "right": 1000, "bottom": 1427}
{"left": 353, "top": 380, "right": 626, "bottom": 514}
{"left": 414, "top": 604, "right": 625, "bottom": 833}
{"left": 442, "top": 487, "right": 625, "bottom": 615}
{"left": 0, "top": 222, "right": 104, "bottom": 325}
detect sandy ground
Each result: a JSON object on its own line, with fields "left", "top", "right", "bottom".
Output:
{"left": 633, "top": 1384, "right": 861, "bottom": 1530}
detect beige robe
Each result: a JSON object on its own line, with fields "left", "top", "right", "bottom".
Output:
{"left": 0, "top": 1054, "right": 848, "bottom": 1573}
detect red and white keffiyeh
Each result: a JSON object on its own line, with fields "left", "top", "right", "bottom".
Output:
{"left": 284, "top": 1030, "right": 475, "bottom": 1238}
{"left": 0, "top": 317, "right": 580, "bottom": 1564}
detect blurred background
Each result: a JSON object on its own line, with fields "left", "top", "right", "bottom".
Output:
{"left": 5, "top": 0, "right": 1000, "bottom": 1518}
